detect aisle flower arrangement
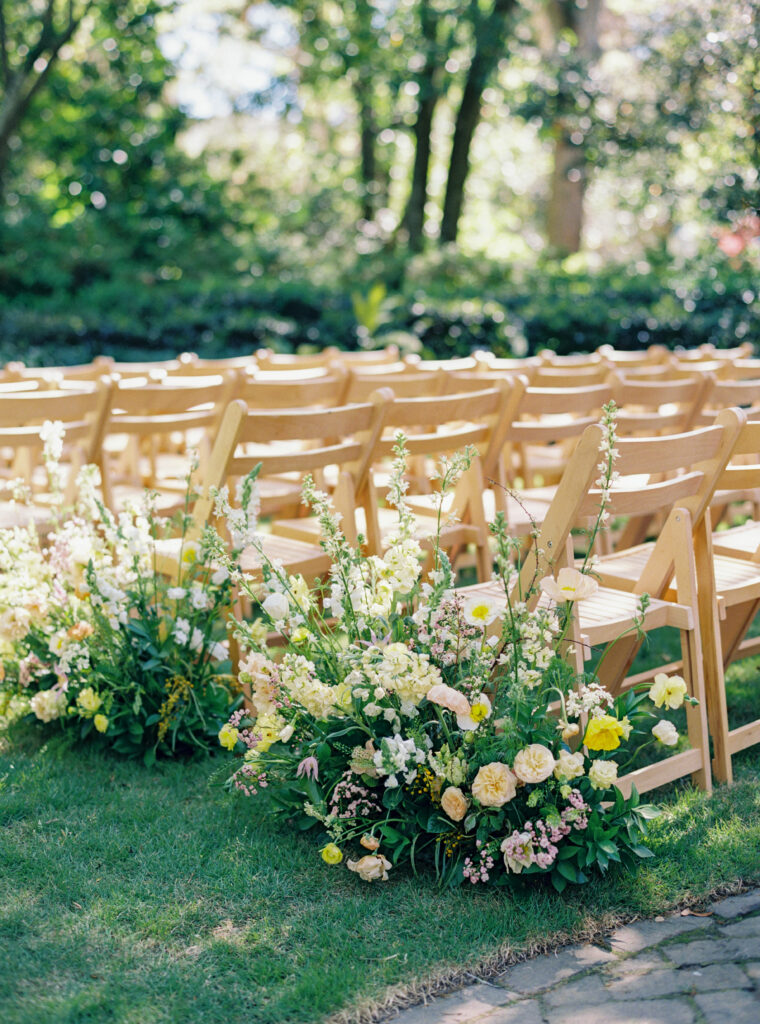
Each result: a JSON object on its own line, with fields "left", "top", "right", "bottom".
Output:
{"left": 0, "top": 427, "right": 237, "bottom": 762}
{"left": 218, "top": 405, "right": 682, "bottom": 890}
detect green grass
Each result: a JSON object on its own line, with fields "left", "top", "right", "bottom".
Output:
{"left": 1, "top": 713, "right": 760, "bottom": 1024}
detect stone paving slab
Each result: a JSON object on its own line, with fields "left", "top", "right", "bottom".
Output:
{"left": 386, "top": 889, "right": 760, "bottom": 1024}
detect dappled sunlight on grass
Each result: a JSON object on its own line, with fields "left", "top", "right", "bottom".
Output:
{"left": 1, "top": 733, "right": 758, "bottom": 1024}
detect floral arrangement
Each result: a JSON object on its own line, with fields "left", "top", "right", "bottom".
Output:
{"left": 217, "top": 406, "right": 685, "bottom": 889}
{"left": 0, "top": 424, "right": 240, "bottom": 762}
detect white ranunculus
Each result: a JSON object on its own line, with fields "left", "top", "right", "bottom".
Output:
{"left": 262, "top": 591, "right": 289, "bottom": 622}
{"left": 652, "top": 720, "right": 679, "bottom": 746}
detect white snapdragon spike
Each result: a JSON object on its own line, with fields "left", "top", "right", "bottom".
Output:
{"left": 75, "top": 464, "right": 103, "bottom": 521}
{"left": 373, "top": 734, "right": 427, "bottom": 786}
{"left": 173, "top": 617, "right": 191, "bottom": 646}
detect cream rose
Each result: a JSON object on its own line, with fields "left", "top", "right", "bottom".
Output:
{"left": 588, "top": 759, "right": 619, "bottom": 790}
{"left": 426, "top": 683, "right": 471, "bottom": 719}
{"left": 513, "top": 744, "right": 556, "bottom": 784}
{"left": 553, "top": 749, "right": 585, "bottom": 782}
{"left": 652, "top": 720, "right": 679, "bottom": 746}
{"left": 347, "top": 854, "right": 392, "bottom": 882}
{"left": 441, "top": 786, "right": 470, "bottom": 822}
{"left": 471, "top": 762, "right": 517, "bottom": 807}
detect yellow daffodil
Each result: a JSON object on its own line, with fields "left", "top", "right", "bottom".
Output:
{"left": 584, "top": 714, "right": 625, "bottom": 752}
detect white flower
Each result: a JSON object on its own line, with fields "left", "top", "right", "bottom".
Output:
{"left": 211, "top": 566, "right": 229, "bottom": 586}
{"left": 462, "top": 593, "right": 503, "bottom": 627}
{"left": 189, "top": 586, "right": 209, "bottom": 610}
{"left": 209, "top": 642, "right": 228, "bottom": 662}
{"left": 262, "top": 591, "right": 289, "bottom": 622}
{"left": 513, "top": 744, "right": 556, "bottom": 784}
{"left": 173, "top": 617, "right": 191, "bottom": 645}
{"left": 540, "top": 567, "right": 598, "bottom": 603}
{"left": 553, "top": 749, "right": 585, "bottom": 782}
{"left": 29, "top": 688, "right": 67, "bottom": 722}
{"left": 652, "top": 720, "right": 679, "bottom": 746}
{"left": 588, "top": 759, "right": 618, "bottom": 790}
{"left": 456, "top": 693, "right": 492, "bottom": 731}
{"left": 279, "top": 723, "right": 295, "bottom": 742}
{"left": 190, "top": 628, "right": 204, "bottom": 651}
{"left": 167, "top": 587, "right": 186, "bottom": 601}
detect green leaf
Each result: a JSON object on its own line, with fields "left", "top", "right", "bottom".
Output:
{"left": 556, "top": 859, "right": 578, "bottom": 882}
{"left": 635, "top": 804, "right": 661, "bottom": 820}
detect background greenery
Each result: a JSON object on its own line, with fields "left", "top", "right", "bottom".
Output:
{"left": 2, "top": 1, "right": 759, "bottom": 365}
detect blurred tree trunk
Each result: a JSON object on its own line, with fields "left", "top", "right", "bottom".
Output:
{"left": 545, "top": 0, "right": 603, "bottom": 254}
{"left": 0, "top": 1, "right": 88, "bottom": 194}
{"left": 440, "top": 0, "right": 517, "bottom": 245}
{"left": 402, "top": 1, "right": 443, "bottom": 252}
{"left": 353, "top": 75, "right": 378, "bottom": 222}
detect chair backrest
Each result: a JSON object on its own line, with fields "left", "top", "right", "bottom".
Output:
{"left": 254, "top": 345, "right": 399, "bottom": 371}
{"left": 697, "top": 376, "right": 760, "bottom": 426}
{"left": 102, "top": 373, "right": 237, "bottom": 505}
{"left": 238, "top": 366, "right": 349, "bottom": 408}
{"left": 172, "top": 352, "right": 257, "bottom": 375}
{"left": 0, "top": 380, "right": 114, "bottom": 503}
{"left": 717, "top": 358, "right": 760, "bottom": 381}
{"left": 191, "top": 392, "right": 392, "bottom": 539}
{"left": 615, "top": 374, "right": 711, "bottom": 436}
{"left": 529, "top": 363, "right": 614, "bottom": 388}
{"left": 517, "top": 408, "right": 745, "bottom": 603}
{"left": 369, "top": 382, "right": 512, "bottom": 475}
{"left": 711, "top": 418, "right": 760, "bottom": 516}
{"left": 344, "top": 366, "right": 445, "bottom": 403}
{"left": 596, "top": 344, "right": 669, "bottom": 368}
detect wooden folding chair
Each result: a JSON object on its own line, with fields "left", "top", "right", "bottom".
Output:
{"left": 237, "top": 366, "right": 349, "bottom": 409}
{"left": 101, "top": 374, "right": 236, "bottom": 512}
{"left": 458, "top": 410, "right": 745, "bottom": 796}
{"left": 0, "top": 381, "right": 113, "bottom": 528}
{"left": 157, "top": 392, "right": 391, "bottom": 586}
{"left": 254, "top": 345, "right": 399, "bottom": 371}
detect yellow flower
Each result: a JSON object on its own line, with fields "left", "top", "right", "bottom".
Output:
{"left": 649, "top": 673, "right": 688, "bottom": 710}
{"left": 321, "top": 843, "right": 343, "bottom": 865}
{"left": 218, "top": 723, "right": 239, "bottom": 751}
{"left": 619, "top": 716, "right": 633, "bottom": 740}
{"left": 94, "top": 714, "right": 109, "bottom": 734}
{"left": 539, "top": 567, "right": 598, "bottom": 603}
{"left": 470, "top": 700, "right": 490, "bottom": 723}
{"left": 76, "top": 687, "right": 102, "bottom": 715}
{"left": 180, "top": 542, "right": 200, "bottom": 565}
{"left": 471, "top": 762, "right": 517, "bottom": 807}
{"left": 462, "top": 594, "right": 503, "bottom": 626}
{"left": 584, "top": 714, "right": 625, "bottom": 752}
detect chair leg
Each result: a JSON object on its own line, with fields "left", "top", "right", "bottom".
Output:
{"left": 680, "top": 626, "right": 714, "bottom": 792}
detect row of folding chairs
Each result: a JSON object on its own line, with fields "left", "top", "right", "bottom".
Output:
{"left": 3, "top": 362, "right": 760, "bottom": 801}
{"left": 2, "top": 339, "right": 756, "bottom": 389}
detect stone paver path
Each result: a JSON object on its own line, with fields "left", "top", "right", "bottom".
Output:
{"left": 387, "top": 889, "right": 760, "bottom": 1024}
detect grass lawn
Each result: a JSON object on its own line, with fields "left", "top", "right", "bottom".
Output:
{"left": 1, "top": 708, "right": 759, "bottom": 1024}
{"left": 2, "top": 625, "right": 760, "bottom": 1024}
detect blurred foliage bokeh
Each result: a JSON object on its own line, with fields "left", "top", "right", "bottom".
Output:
{"left": 1, "top": 0, "right": 759, "bottom": 363}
